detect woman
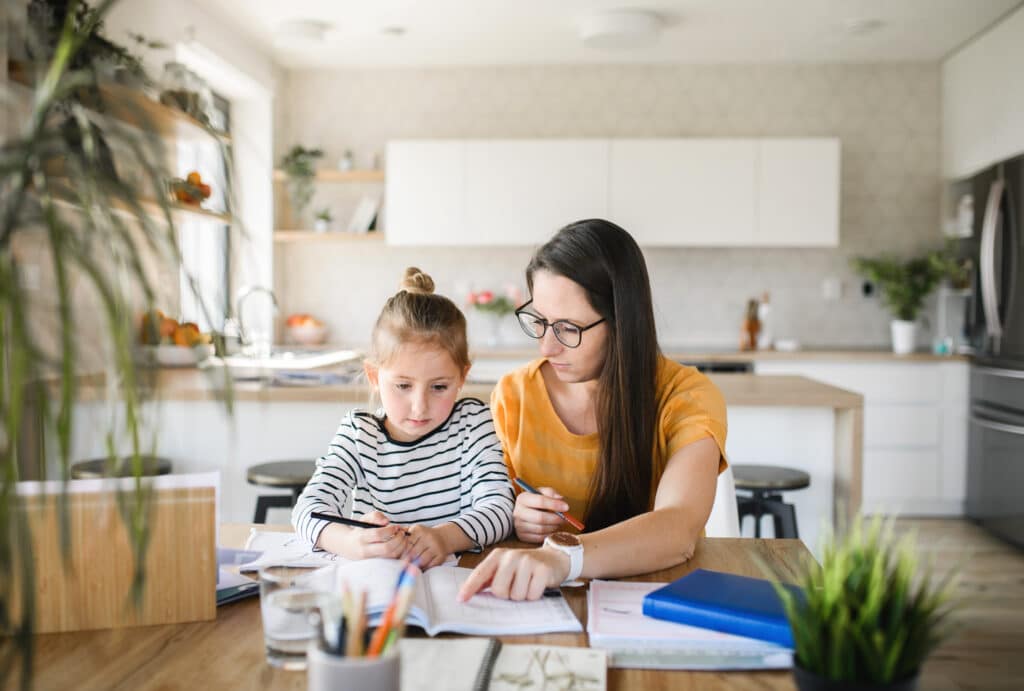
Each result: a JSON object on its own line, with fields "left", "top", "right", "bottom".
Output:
{"left": 458, "top": 219, "right": 727, "bottom": 602}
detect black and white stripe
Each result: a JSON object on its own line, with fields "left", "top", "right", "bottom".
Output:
{"left": 292, "top": 398, "right": 514, "bottom": 550}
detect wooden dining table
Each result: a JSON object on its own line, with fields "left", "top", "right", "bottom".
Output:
{"left": 23, "top": 526, "right": 813, "bottom": 690}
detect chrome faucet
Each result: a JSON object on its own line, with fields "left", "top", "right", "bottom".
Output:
{"left": 235, "top": 285, "right": 279, "bottom": 350}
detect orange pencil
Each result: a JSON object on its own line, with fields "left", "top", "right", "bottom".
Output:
{"left": 513, "top": 477, "right": 585, "bottom": 531}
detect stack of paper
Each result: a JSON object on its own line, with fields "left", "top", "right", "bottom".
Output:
{"left": 587, "top": 580, "right": 792, "bottom": 670}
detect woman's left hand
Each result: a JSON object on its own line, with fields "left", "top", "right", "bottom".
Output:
{"left": 456, "top": 546, "right": 569, "bottom": 602}
{"left": 402, "top": 524, "right": 450, "bottom": 569}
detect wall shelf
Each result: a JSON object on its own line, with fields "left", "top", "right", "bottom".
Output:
{"left": 8, "top": 60, "right": 231, "bottom": 146}
{"left": 273, "top": 230, "right": 385, "bottom": 243}
{"left": 272, "top": 169, "right": 384, "bottom": 183}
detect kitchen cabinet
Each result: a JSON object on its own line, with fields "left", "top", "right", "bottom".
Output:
{"left": 386, "top": 137, "right": 839, "bottom": 247}
{"left": 756, "top": 138, "right": 840, "bottom": 247}
{"left": 385, "top": 140, "right": 464, "bottom": 245}
{"left": 464, "top": 140, "right": 608, "bottom": 246}
{"left": 609, "top": 139, "right": 756, "bottom": 246}
{"left": 942, "top": 5, "right": 1024, "bottom": 179}
{"left": 754, "top": 360, "right": 968, "bottom": 515}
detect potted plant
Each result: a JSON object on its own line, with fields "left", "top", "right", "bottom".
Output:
{"left": 280, "top": 145, "right": 323, "bottom": 224}
{"left": 313, "top": 207, "right": 333, "bottom": 233}
{"left": 772, "top": 516, "right": 958, "bottom": 691}
{"left": 851, "top": 251, "right": 946, "bottom": 354}
{"left": 3, "top": 2, "right": 230, "bottom": 684}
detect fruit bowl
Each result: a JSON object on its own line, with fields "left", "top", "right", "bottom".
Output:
{"left": 139, "top": 344, "right": 215, "bottom": 368}
{"left": 285, "top": 322, "right": 329, "bottom": 346}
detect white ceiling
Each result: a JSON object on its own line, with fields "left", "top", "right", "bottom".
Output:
{"left": 204, "top": 0, "right": 1022, "bottom": 69}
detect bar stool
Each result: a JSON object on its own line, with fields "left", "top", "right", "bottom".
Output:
{"left": 70, "top": 456, "right": 172, "bottom": 479}
{"left": 247, "top": 460, "right": 316, "bottom": 523}
{"left": 733, "top": 464, "right": 810, "bottom": 539}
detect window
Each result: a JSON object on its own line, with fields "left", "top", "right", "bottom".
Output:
{"left": 176, "top": 93, "right": 231, "bottom": 332}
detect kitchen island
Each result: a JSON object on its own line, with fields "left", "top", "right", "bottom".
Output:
{"left": 67, "top": 368, "right": 861, "bottom": 548}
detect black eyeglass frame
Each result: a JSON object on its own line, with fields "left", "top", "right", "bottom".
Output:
{"left": 514, "top": 299, "right": 606, "bottom": 349}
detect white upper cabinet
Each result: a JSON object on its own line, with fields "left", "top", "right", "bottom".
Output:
{"left": 386, "top": 137, "right": 840, "bottom": 247}
{"left": 463, "top": 140, "right": 608, "bottom": 246}
{"left": 757, "top": 138, "right": 840, "bottom": 247}
{"left": 385, "top": 140, "right": 464, "bottom": 245}
{"left": 609, "top": 139, "right": 756, "bottom": 246}
{"left": 942, "top": 5, "right": 1024, "bottom": 179}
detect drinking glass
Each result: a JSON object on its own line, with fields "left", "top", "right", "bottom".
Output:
{"left": 259, "top": 566, "right": 333, "bottom": 670}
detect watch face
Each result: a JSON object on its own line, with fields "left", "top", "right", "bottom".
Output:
{"left": 548, "top": 531, "right": 582, "bottom": 548}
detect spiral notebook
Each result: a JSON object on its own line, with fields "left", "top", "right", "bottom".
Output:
{"left": 399, "top": 638, "right": 606, "bottom": 691}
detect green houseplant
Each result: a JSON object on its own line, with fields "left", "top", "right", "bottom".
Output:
{"left": 772, "top": 516, "right": 958, "bottom": 691}
{"left": 851, "top": 251, "right": 946, "bottom": 354}
{"left": 3, "top": 1, "right": 229, "bottom": 686}
{"left": 280, "top": 144, "right": 323, "bottom": 224}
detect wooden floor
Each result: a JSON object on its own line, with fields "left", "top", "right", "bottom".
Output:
{"left": 893, "top": 519, "right": 1024, "bottom": 690}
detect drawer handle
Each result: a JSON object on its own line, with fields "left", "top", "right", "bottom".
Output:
{"left": 974, "top": 365, "right": 1024, "bottom": 380}
{"left": 970, "top": 415, "right": 1024, "bottom": 436}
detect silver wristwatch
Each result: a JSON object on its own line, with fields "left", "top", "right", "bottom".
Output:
{"left": 543, "top": 531, "right": 584, "bottom": 584}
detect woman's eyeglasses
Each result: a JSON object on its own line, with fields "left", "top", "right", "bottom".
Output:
{"left": 514, "top": 300, "right": 605, "bottom": 349}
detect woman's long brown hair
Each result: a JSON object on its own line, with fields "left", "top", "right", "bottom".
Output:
{"left": 526, "top": 219, "right": 660, "bottom": 531}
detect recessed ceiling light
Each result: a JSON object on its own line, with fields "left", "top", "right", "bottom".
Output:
{"left": 579, "top": 10, "right": 664, "bottom": 51}
{"left": 381, "top": 26, "right": 406, "bottom": 37}
{"left": 843, "top": 18, "right": 884, "bottom": 36}
{"left": 274, "top": 19, "right": 331, "bottom": 47}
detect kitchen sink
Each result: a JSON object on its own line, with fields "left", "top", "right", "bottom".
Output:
{"left": 206, "top": 348, "right": 362, "bottom": 377}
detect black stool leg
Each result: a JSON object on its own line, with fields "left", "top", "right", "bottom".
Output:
{"left": 254, "top": 495, "right": 294, "bottom": 523}
{"left": 760, "top": 497, "right": 799, "bottom": 539}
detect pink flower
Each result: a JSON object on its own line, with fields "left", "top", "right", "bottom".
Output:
{"left": 477, "top": 290, "right": 494, "bottom": 304}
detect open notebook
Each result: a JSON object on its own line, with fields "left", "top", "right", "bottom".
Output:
{"left": 303, "top": 559, "right": 582, "bottom": 637}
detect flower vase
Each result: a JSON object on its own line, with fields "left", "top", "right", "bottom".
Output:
{"left": 486, "top": 314, "right": 504, "bottom": 348}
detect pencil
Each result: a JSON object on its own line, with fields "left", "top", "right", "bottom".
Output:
{"left": 513, "top": 477, "right": 585, "bottom": 531}
{"left": 311, "top": 512, "right": 411, "bottom": 536}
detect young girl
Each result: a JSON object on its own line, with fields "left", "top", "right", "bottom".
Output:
{"left": 292, "top": 267, "right": 515, "bottom": 568}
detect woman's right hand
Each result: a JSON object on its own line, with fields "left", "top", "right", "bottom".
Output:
{"left": 317, "top": 510, "right": 408, "bottom": 559}
{"left": 513, "top": 487, "right": 571, "bottom": 543}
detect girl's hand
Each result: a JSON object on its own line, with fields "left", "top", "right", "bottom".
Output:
{"left": 513, "top": 487, "right": 569, "bottom": 543}
{"left": 456, "top": 546, "right": 569, "bottom": 602}
{"left": 402, "top": 524, "right": 450, "bottom": 569}
{"left": 318, "top": 510, "right": 408, "bottom": 560}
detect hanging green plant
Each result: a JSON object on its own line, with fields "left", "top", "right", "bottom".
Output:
{"left": 2, "top": 1, "right": 231, "bottom": 685}
{"left": 280, "top": 145, "right": 323, "bottom": 222}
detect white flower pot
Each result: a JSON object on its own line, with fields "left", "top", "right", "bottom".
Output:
{"left": 890, "top": 319, "right": 917, "bottom": 354}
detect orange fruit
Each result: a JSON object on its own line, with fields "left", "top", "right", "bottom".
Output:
{"left": 186, "top": 171, "right": 202, "bottom": 186}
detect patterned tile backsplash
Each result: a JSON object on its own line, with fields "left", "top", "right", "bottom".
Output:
{"left": 276, "top": 62, "right": 943, "bottom": 349}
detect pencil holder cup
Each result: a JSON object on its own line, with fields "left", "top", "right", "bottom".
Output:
{"left": 307, "top": 644, "right": 400, "bottom": 691}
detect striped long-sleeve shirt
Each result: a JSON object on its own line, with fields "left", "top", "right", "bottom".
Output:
{"left": 292, "top": 398, "right": 515, "bottom": 550}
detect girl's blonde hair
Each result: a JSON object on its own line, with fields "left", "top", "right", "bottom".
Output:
{"left": 369, "top": 267, "right": 470, "bottom": 369}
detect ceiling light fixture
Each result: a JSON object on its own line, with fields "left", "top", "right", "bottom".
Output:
{"left": 842, "top": 18, "right": 884, "bottom": 36}
{"left": 579, "top": 10, "right": 664, "bottom": 51}
{"left": 274, "top": 19, "right": 332, "bottom": 47}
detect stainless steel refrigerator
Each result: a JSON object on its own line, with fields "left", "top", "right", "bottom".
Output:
{"left": 962, "top": 153, "right": 1024, "bottom": 548}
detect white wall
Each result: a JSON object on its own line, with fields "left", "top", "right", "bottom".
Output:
{"left": 278, "top": 63, "right": 943, "bottom": 350}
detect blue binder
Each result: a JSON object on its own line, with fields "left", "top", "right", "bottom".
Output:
{"left": 641, "top": 569, "right": 801, "bottom": 648}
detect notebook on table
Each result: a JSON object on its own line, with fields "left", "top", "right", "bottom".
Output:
{"left": 641, "top": 568, "right": 801, "bottom": 648}
{"left": 399, "top": 638, "right": 606, "bottom": 691}
{"left": 588, "top": 579, "right": 791, "bottom": 670}
{"left": 302, "top": 558, "right": 582, "bottom": 636}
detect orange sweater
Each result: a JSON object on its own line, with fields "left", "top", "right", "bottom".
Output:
{"left": 490, "top": 356, "right": 728, "bottom": 523}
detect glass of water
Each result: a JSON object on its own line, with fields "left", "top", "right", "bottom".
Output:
{"left": 259, "top": 566, "right": 333, "bottom": 670}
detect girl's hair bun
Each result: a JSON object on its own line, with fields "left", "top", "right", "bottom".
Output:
{"left": 400, "top": 267, "right": 435, "bottom": 295}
